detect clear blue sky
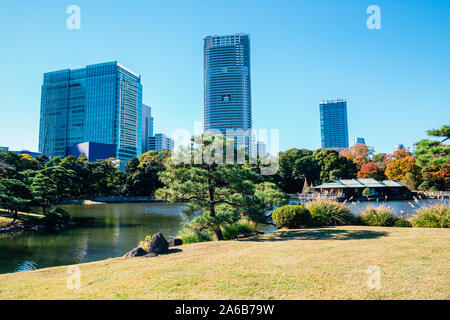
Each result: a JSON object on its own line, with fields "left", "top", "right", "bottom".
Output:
{"left": 0, "top": 0, "right": 449, "bottom": 154}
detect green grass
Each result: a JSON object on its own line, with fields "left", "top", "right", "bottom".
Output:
{"left": 0, "top": 209, "right": 44, "bottom": 228}
{"left": 0, "top": 226, "right": 449, "bottom": 300}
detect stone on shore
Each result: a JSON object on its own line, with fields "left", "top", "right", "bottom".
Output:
{"left": 123, "top": 247, "right": 147, "bottom": 258}
{"left": 150, "top": 232, "right": 169, "bottom": 254}
{"left": 168, "top": 238, "right": 183, "bottom": 247}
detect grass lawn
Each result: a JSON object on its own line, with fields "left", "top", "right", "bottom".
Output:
{"left": 0, "top": 209, "right": 44, "bottom": 228}
{"left": 0, "top": 226, "right": 448, "bottom": 300}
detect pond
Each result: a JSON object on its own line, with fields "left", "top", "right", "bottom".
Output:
{"left": 0, "top": 199, "right": 447, "bottom": 274}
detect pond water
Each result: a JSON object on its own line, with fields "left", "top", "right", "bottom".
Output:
{"left": 0, "top": 199, "right": 447, "bottom": 274}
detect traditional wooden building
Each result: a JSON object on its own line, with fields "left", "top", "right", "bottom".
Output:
{"left": 313, "top": 178, "right": 412, "bottom": 200}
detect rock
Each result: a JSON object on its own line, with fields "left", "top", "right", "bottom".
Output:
{"left": 150, "top": 232, "right": 169, "bottom": 254}
{"left": 123, "top": 247, "right": 147, "bottom": 258}
{"left": 168, "top": 238, "right": 183, "bottom": 247}
{"left": 144, "top": 251, "right": 157, "bottom": 258}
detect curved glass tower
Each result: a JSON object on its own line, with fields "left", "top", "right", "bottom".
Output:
{"left": 203, "top": 33, "right": 252, "bottom": 149}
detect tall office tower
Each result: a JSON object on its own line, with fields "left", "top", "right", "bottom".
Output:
{"left": 142, "top": 104, "right": 152, "bottom": 153}
{"left": 354, "top": 137, "right": 366, "bottom": 145}
{"left": 148, "top": 133, "right": 174, "bottom": 152}
{"left": 319, "top": 99, "right": 349, "bottom": 150}
{"left": 39, "top": 61, "right": 142, "bottom": 164}
{"left": 256, "top": 141, "right": 267, "bottom": 157}
{"left": 203, "top": 33, "right": 252, "bottom": 150}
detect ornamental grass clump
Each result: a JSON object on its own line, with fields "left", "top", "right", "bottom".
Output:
{"left": 306, "top": 199, "right": 355, "bottom": 226}
{"left": 271, "top": 205, "right": 312, "bottom": 229}
{"left": 411, "top": 204, "right": 449, "bottom": 228}
{"left": 359, "top": 206, "right": 398, "bottom": 227}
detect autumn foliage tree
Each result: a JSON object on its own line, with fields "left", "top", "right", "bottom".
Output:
{"left": 357, "top": 161, "right": 385, "bottom": 180}
{"left": 385, "top": 156, "right": 420, "bottom": 182}
{"left": 340, "top": 144, "right": 374, "bottom": 169}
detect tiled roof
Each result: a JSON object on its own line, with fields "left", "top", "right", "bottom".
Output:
{"left": 314, "top": 179, "right": 404, "bottom": 189}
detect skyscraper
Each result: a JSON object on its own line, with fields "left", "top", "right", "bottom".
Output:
{"left": 319, "top": 99, "right": 349, "bottom": 150}
{"left": 354, "top": 137, "right": 366, "bottom": 145}
{"left": 142, "top": 104, "right": 153, "bottom": 153}
{"left": 39, "top": 61, "right": 142, "bottom": 164}
{"left": 148, "top": 133, "right": 174, "bottom": 152}
{"left": 203, "top": 33, "right": 252, "bottom": 150}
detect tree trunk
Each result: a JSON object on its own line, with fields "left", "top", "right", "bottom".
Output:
{"left": 208, "top": 184, "right": 224, "bottom": 241}
{"left": 11, "top": 210, "right": 17, "bottom": 224}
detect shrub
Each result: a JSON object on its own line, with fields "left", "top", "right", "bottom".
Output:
{"left": 393, "top": 218, "right": 412, "bottom": 227}
{"left": 411, "top": 204, "right": 449, "bottom": 228}
{"left": 362, "top": 188, "right": 371, "bottom": 199}
{"left": 359, "top": 206, "right": 397, "bottom": 226}
{"left": 43, "top": 207, "right": 72, "bottom": 232}
{"left": 138, "top": 235, "right": 152, "bottom": 252}
{"left": 271, "top": 205, "right": 312, "bottom": 229}
{"left": 306, "top": 200, "right": 355, "bottom": 226}
{"left": 222, "top": 220, "right": 257, "bottom": 240}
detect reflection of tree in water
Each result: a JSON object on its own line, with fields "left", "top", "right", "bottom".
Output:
{"left": 0, "top": 202, "right": 185, "bottom": 274}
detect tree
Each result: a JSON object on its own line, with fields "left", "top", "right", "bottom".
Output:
{"left": 340, "top": 144, "right": 374, "bottom": 169}
{"left": 414, "top": 124, "right": 450, "bottom": 190}
{"left": 87, "top": 159, "right": 125, "bottom": 196}
{"left": 156, "top": 134, "right": 287, "bottom": 241}
{"left": 427, "top": 124, "right": 450, "bottom": 143}
{"left": 313, "top": 149, "right": 357, "bottom": 183}
{"left": 38, "top": 166, "right": 77, "bottom": 199}
{"left": 362, "top": 187, "right": 371, "bottom": 200}
{"left": 123, "top": 151, "right": 171, "bottom": 196}
{"left": 0, "top": 178, "right": 33, "bottom": 222}
{"left": 372, "top": 153, "right": 386, "bottom": 163}
{"left": 357, "top": 161, "right": 385, "bottom": 180}
{"left": 278, "top": 149, "right": 320, "bottom": 193}
{"left": 385, "top": 156, "right": 420, "bottom": 182}
{"left": 31, "top": 173, "right": 58, "bottom": 215}
{"left": 383, "top": 148, "right": 411, "bottom": 165}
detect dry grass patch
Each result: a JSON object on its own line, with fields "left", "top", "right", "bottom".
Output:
{"left": 0, "top": 226, "right": 448, "bottom": 300}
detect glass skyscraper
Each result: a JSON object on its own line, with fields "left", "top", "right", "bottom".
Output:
{"left": 319, "top": 99, "right": 349, "bottom": 150}
{"left": 203, "top": 33, "right": 252, "bottom": 149}
{"left": 39, "top": 61, "right": 142, "bottom": 163}
{"left": 142, "top": 104, "right": 153, "bottom": 153}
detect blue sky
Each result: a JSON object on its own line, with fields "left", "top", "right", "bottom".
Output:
{"left": 0, "top": 0, "right": 449, "bottom": 154}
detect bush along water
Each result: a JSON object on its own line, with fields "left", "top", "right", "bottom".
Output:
{"left": 43, "top": 207, "right": 72, "bottom": 232}
{"left": 306, "top": 200, "right": 355, "bottom": 226}
{"left": 411, "top": 204, "right": 449, "bottom": 228}
{"left": 359, "top": 206, "right": 411, "bottom": 227}
{"left": 271, "top": 205, "right": 312, "bottom": 229}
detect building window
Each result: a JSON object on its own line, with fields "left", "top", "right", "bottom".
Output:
{"left": 222, "top": 95, "right": 231, "bottom": 102}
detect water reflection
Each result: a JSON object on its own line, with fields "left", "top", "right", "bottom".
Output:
{"left": 0, "top": 202, "right": 184, "bottom": 274}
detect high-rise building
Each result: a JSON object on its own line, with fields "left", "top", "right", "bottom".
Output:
{"left": 142, "top": 104, "right": 153, "bottom": 153}
{"left": 319, "top": 99, "right": 349, "bottom": 150}
{"left": 354, "top": 137, "right": 366, "bottom": 145}
{"left": 39, "top": 61, "right": 142, "bottom": 164}
{"left": 148, "top": 133, "right": 174, "bottom": 153}
{"left": 203, "top": 33, "right": 252, "bottom": 150}
{"left": 256, "top": 141, "right": 267, "bottom": 157}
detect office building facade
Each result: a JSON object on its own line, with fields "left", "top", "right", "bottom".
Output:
{"left": 148, "top": 133, "right": 174, "bottom": 152}
{"left": 354, "top": 137, "right": 366, "bottom": 145}
{"left": 39, "top": 61, "right": 142, "bottom": 163}
{"left": 320, "top": 99, "right": 349, "bottom": 150}
{"left": 142, "top": 104, "right": 153, "bottom": 153}
{"left": 203, "top": 33, "right": 252, "bottom": 150}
